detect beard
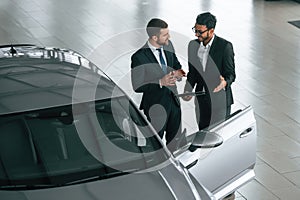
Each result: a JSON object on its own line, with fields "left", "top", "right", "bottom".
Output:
{"left": 198, "top": 33, "right": 212, "bottom": 45}
{"left": 198, "top": 35, "right": 208, "bottom": 42}
{"left": 157, "top": 39, "right": 169, "bottom": 46}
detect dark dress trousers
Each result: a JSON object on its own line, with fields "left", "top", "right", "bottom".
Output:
{"left": 131, "top": 41, "right": 182, "bottom": 144}
{"left": 184, "top": 36, "right": 236, "bottom": 130}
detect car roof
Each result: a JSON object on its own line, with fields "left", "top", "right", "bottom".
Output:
{"left": 0, "top": 45, "right": 124, "bottom": 115}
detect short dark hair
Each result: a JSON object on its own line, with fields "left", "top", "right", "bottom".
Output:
{"left": 196, "top": 12, "right": 217, "bottom": 29}
{"left": 146, "top": 18, "right": 168, "bottom": 37}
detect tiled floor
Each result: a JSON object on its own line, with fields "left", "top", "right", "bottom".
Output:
{"left": 1, "top": 0, "right": 300, "bottom": 199}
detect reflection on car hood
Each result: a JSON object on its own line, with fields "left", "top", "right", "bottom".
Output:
{"left": 0, "top": 45, "right": 124, "bottom": 115}
{"left": 0, "top": 169, "right": 196, "bottom": 200}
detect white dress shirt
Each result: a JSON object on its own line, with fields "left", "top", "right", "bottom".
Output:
{"left": 148, "top": 41, "right": 168, "bottom": 67}
{"left": 197, "top": 34, "right": 215, "bottom": 72}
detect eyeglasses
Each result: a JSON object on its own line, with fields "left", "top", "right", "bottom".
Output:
{"left": 192, "top": 27, "right": 209, "bottom": 35}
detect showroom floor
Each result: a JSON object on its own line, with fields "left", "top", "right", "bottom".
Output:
{"left": 1, "top": 0, "right": 300, "bottom": 199}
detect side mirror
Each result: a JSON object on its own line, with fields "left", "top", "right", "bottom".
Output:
{"left": 189, "top": 130, "right": 223, "bottom": 152}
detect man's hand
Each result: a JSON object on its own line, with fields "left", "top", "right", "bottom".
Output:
{"left": 213, "top": 75, "right": 227, "bottom": 93}
{"left": 172, "top": 69, "right": 186, "bottom": 80}
{"left": 160, "top": 72, "right": 177, "bottom": 86}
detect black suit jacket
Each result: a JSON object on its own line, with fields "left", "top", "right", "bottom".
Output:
{"left": 131, "top": 41, "right": 182, "bottom": 113}
{"left": 184, "top": 35, "right": 236, "bottom": 107}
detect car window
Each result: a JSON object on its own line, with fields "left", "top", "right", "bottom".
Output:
{"left": 0, "top": 97, "right": 168, "bottom": 189}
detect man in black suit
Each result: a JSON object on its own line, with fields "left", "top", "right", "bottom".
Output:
{"left": 131, "top": 18, "right": 185, "bottom": 149}
{"left": 183, "top": 12, "right": 236, "bottom": 130}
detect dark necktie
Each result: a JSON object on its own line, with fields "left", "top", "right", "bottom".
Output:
{"left": 157, "top": 48, "right": 167, "bottom": 74}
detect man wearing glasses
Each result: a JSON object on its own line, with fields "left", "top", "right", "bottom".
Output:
{"left": 182, "top": 12, "right": 236, "bottom": 133}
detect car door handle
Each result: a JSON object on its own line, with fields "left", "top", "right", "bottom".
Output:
{"left": 186, "top": 159, "right": 198, "bottom": 169}
{"left": 239, "top": 127, "right": 253, "bottom": 138}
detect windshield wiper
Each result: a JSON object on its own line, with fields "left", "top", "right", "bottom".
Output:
{"left": 0, "top": 184, "right": 58, "bottom": 190}
{"left": 0, "top": 169, "right": 140, "bottom": 190}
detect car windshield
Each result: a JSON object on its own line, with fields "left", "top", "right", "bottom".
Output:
{"left": 0, "top": 96, "right": 167, "bottom": 189}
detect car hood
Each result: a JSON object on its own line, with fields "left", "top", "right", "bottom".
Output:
{"left": 0, "top": 164, "right": 201, "bottom": 200}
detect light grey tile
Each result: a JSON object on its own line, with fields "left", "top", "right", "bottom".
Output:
{"left": 256, "top": 156, "right": 266, "bottom": 165}
{"left": 294, "top": 157, "right": 300, "bottom": 165}
{"left": 27, "top": 10, "right": 52, "bottom": 22}
{"left": 255, "top": 115, "right": 284, "bottom": 138}
{"left": 263, "top": 135, "right": 300, "bottom": 158}
{"left": 260, "top": 93, "right": 295, "bottom": 109}
{"left": 256, "top": 136, "right": 276, "bottom": 153}
{"left": 13, "top": 36, "right": 43, "bottom": 46}
{"left": 16, "top": 17, "right": 41, "bottom": 29}
{"left": 272, "top": 186, "right": 300, "bottom": 200}
{"left": 279, "top": 123, "right": 300, "bottom": 144}
{"left": 277, "top": 72, "right": 300, "bottom": 91}
{"left": 238, "top": 179, "right": 279, "bottom": 200}
{"left": 104, "top": 64, "right": 127, "bottom": 78}
{"left": 59, "top": 37, "right": 93, "bottom": 58}
{"left": 111, "top": 55, "right": 132, "bottom": 74}
{"left": 259, "top": 95, "right": 300, "bottom": 124}
{"left": 284, "top": 171, "right": 300, "bottom": 186}
{"left": 27, "top": 27, "right": 51, "bottom": 38}
{"left": 254, "top": 104, "right": 296, "bottom": 126}
{"left": 181, "top": 109, "right": 198, "bottom": 135}
{"left": 233, "top": 90, "right": 268, "bottom": 111}
{"left": 235, "top": 197, "right": 246, "bottom": 200}
{"left": 254, "top": 164, "right": 294, "bottom": 190}
{"left": 241, "top": 80, "right": 274, "bottom": 97}
{"left": 79, "top": 32, "right": 105, "bottom": 50}
{"left": 257, "top": 151, "right": 300, "bottom": 173}
{"left": 0, "top": 4, "right": 30, "bottom": 21}
{"left": 111, "top": 74, "right": 132, "bottom": 94}
{"left": 15, "top": 0, "right": 41, "bottom": 12}
{"left": 234, "top": 191, "right": 247, "bottom": 200}
{"left": 36, "top": 37, "right": 68, "bottom": 49}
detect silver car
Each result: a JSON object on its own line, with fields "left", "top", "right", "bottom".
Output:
{"left": 0, "top": 44, "right": 256, "bottom": 200}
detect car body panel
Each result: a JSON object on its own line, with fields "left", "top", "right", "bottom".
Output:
{"left": 177, "top": 106, "right": 256, "bottom": 199}
{"left": 0, "top": 162, "right": 212, "bottom": 200}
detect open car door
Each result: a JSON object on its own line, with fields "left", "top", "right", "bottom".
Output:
{"left": 177, "top": 106, "right": 256, "bottom": 199}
